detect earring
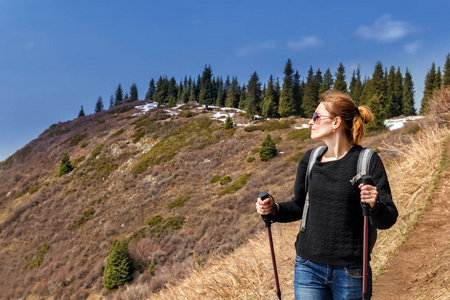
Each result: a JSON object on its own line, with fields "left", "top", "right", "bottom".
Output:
{"left": 333, "top": 129, "right": 336, "bottom": 133}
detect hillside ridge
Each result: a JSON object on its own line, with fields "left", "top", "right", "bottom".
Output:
{"left": 0, "top": 100, "right": 444, "bottom": 299}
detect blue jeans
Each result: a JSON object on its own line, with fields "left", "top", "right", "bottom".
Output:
{"left": 294, "top": 256, "right": 372, "bottom": 300}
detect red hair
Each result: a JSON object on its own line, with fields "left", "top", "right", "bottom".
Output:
{"left": 319, "top": 90, "right": 373, "bottom": 145}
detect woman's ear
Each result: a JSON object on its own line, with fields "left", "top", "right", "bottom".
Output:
{"left": 333, "top": 116, "right": 342, "bottom": 129}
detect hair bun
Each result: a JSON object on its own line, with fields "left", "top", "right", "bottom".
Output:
{"left": 358, "top": 105, "right": 373, "bottom": 125}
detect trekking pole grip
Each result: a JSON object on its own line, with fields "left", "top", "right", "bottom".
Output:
{"left": 258, "top": 192, "right": 274, "bottom": 227}
{"left": 361, "top": 175, "right": 374, "bottom": 217}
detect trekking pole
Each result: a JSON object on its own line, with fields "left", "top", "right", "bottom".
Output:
{"left": 361, "top": 175, "right": 374, "bottom": 300}
{"left": 259, "top": 192, "right": 282, "bottom": 300}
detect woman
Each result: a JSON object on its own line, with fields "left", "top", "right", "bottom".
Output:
{"left": 256, "top": 91, "right": 398, "bottom": 299}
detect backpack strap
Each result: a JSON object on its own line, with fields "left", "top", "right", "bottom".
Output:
{"left": 350, "top": 148, "right": 376, "bottom": 186}
{"left": 300, "top": 146, "right": 327, "bottom": 232}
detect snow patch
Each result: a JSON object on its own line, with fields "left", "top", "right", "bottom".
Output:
{"left": 295, "top": 124, "right": 310, "bottom": 129}
{"left": 133, "top": 102, "right": 159, "bottom": 116}
{"left": 384, "top": 116, "right": 424, "bottom": 131}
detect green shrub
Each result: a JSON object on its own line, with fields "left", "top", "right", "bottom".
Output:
{"left": 291, "top": 151, "right": 305, "bottom": 162}
{"left": 168, "top": 195, "right": 191, "bottom": 209}
{"left": 184, "top": 111, "right": 193, "bottom": 118}
{"left": 132, "top": 117, "right": 223, "bottom": 176}
{"left": 110, "top": 128, "right": 126, "bottom": 138}
{"left": 16, "top": 182, "right": 40, "bottom": 198}
{"left": 246, "top": 156, "right": 255, "bottom": 163}
{"left": 219, "top": 175, "right": 232, "bottom": 185}
{"left": 147, "top": 215, "right": 185, "bottom": 235}
{"left": 224, "top": 116, "right": 233, "bottom": 129}
{"left": 259, "top": 134, "right": 278, "bottom": 161}
{"left": 91, "top": 144, "right": 105, "bottom": 157}
{"left": 287, "top": 128, "right": 311, "bottom": 141}
{"left": 23, "top": 243, "right": 51, "bottom": 269}
{"left": 81, "top": 142, "right": 88, "bottom": 148}
{"left": 218, "top": 173, "right": 252, "bottom": 197}
{"left": 209, "top": 175, "right": 221, "bottom": 184}
{"left": 132, "top": 128, "right": 146, "bottom": 143}
{"left": 65, "top": 133, "right": 88, "bottom": 147}
{"left": 71, "top": 208, "right": 95, "bottom": 229}
{"left": 103, "top": 239, "right": 132, "bottom": 291}
{"left": 164, "top": 216, "right": 186, "bottom": 230}
{"left": 148, "top": 261, "right": 156, "bottom": 275}
{"left": 58, "top": 153, "right": 74, "bottom": 177}
{"left": 244, "top": 119, "right": 294, "bottom": 132}
{"left": 147, "top": 215, "right": 163, "bottom": 227}
{"left": 72, "top": 155, "right": 85, "bottom": 167}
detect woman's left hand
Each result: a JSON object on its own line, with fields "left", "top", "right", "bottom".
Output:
{"left": 358, "top": 183, "right": 378, "bottom": 210}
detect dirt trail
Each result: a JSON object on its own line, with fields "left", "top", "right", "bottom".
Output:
{"left": 372, "top": 141, "right": 450, "bottom": 299}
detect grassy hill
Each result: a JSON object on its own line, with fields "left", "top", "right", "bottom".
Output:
{"left": 0, "top": 94, "right": 448, "bottom": 299}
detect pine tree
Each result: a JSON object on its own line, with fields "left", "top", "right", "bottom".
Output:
{"left": 145, "top": 79, "right": 156, "bottom": 101}
{"left": 58, "top": 153, "right": 74, "bottom": 177}
{"left": 215, "top": 77, "right": 226, "bottom": 107}
{"left": 293, "top": 71, "right": 303, "bottom": 116}
{"left": 261, "top": 75, "right": 278, "bottom": 118}
{"left": 349, "top": 67, "right": 363, "bottom": 105}
{"left": 302, "top": 66, "right": 319, "bottom": 118}
{"left": 238, "top": 85, "right": 247, "bottom": 110}
{"left": 278, "top": 59, "right": 296, "bottom": 117}
{"left": 177, "top": 79, "right": 183, "bottom": 104}
{"left": 443, "top": 53, "right": 450, "bottom": 86}
{"left": 393, "top": 67, "right": 404, "bottom": 116}
{"left": 225, "top": 77, "right": 240, "bottom": 108}
{"left": 189, "top": 78, "right": 198, "bottom": 103}
{"left": 259, "top": 134, "right": 277, "bottom": 161}
{"left": 154, "top": 76, "right": 169, "bottom": 105}
{"left": 103, "top": 239, "right": 132, "bottom": 291}
{"left": 109, "top": 95, "right": 114, "bottom": 108}
{"left": 386, "top": 66, "right": 401, "bottom": 119}
{"left": 402, "top": 68, "right": 416, "bottom": 116}
{"left": 130, "top": 83, "right": 138, "bottom": 102}
{"left": 180, "top": 77, "right": 190, "bottom": 103}
{"left": 78, "top": 106, "right": 85, "bottom": 118}
{"left": 319, "top": 68, "right": 334, "bottom": 95}
{"left": 95, "top": 96, "right": 104, "bottom": 113}
{"left": 245, "top": 71, "right": 262, "bottom": 115}
{"left": 367, "top": 61, "right": 388, "bottom": 131}
{"left": 333, "top": 63, "right": 347, "bottom": 92}
{"left": 167, "top": 77, "right": 178, "bottom": 107}
{"left": 420, "top": 63, "right": 436, "bottom": 114}
{"left": 434, "top": 67, "right": 442, "bottom": 90}
{"left": 199, "top": 65, "right": 215, "bottom": 106}
{"left": 115, "top": 84, "right": 123, "bottom": 106}
{"left": 224, "top": 116, "right": 233, "bottom": 129}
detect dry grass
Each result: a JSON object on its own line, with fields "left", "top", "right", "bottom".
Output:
{"left": 371, "top": 124, "right": 450, "bottom": 277}
{"left": 150, "top": 122, "right": 450, "bottom": 299}
{"left": 1, "top": 95, "right": 449, "bottom": 299}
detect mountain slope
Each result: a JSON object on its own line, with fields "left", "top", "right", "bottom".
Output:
{"left": 0, "top": 100, "right": 441, "bottom": 299}
{"left": 0, "top": 102, "right": 320, "bottom": 298}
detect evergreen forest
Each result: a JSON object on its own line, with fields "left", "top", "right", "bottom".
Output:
{"left": 90, "top": 54, "right": 450, "bottom": 132}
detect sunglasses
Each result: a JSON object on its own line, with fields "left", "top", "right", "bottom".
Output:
{"left": 312, "top": 112, "right": 334, "bottom": 124}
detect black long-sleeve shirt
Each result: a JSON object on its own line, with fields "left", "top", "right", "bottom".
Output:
{"left": 275, "top": 145, "right": 398, "bottom": 266}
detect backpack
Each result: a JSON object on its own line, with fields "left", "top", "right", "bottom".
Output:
{"left": 300, "top": 146, "right": 378, "bottom": 250}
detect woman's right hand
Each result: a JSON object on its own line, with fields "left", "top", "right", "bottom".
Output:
{"left": 255, "top": 196, "right": 276, "bottom": 216}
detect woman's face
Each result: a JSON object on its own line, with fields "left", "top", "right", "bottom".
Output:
{"left": 309, "top": 102, "right": 335, "bottom": 141}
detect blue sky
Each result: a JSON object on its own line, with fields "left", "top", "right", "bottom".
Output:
{"left": 1, "top": 0, "right": 449, "bottom": 161}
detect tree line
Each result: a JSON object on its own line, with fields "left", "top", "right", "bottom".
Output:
{"left": 85, "top": 54, "right": 450, "bottom": 131}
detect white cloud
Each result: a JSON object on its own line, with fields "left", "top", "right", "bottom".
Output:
{"left": 404, "top": 41, "right": 421, "bottom": 54}
{"left": 354, "top": 14, "right": 420, "bottom": 43}
{"left": 286, "top": 36, "right": 324, "bottom": 50}
{"left": 236, "top": 41, "right": 276, "bottom": 56}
